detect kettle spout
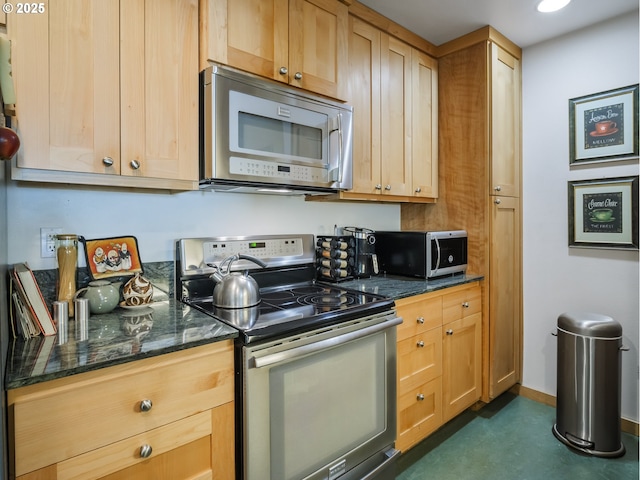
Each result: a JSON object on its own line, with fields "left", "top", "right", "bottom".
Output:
{"left": 209, "top": 265, "right": 225, "bottom": 283}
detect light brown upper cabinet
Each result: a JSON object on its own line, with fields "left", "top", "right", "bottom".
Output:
{"left": 202, "top": 0, "right": 348, "bottom": 100}
{"left": 341, "top": 16, "right": 438, "bottom": 202}
{"left": 9, "top": 0, "right": 199, "bottom": 190}
{"left": 490, "top": 44, "right": 521, "bottom": 198}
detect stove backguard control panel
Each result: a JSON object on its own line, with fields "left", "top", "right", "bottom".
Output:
{"left": 203, "top": 237, "right": 304, "bottom": 264}
{"left": 177, "top": 234, "right": 316, "bottom": 277}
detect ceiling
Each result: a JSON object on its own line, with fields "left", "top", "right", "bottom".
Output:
{"left": 358, "top": 0, "right": 639, "bottom": 48}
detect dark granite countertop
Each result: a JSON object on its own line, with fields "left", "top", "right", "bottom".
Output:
{"left": 5, "top": 299, "right": 238, "bottom": 390}
{"left": 5, "top": 268, "right": 482, "bottom": 390}
{"left": 337, "top": 273, "right": 484, "bottom": 300}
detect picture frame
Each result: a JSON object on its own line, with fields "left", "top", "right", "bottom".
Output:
{"left": 569, "top": 84, "right": 639, "bottom": 165}
{"left": 568, "top": 176, "right": 639, "bottom": 250}
{"left": 80, "top": 236, "right": 144, "bottom": 280}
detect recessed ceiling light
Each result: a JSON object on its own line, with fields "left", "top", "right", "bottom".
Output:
{"left": 537, "top": 0, "right": 571, "bottom": 13}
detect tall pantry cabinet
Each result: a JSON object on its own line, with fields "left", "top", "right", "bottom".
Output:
{"left": 402, "top": 27, "right": 522, "bottom": 402}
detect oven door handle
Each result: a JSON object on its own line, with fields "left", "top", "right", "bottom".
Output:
{"left": 251, "top": 316, "right": 402, "bottom": 369}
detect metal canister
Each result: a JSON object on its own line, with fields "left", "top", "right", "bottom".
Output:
{"left": 53, "top": 300, "right": 68, "bottom": 344}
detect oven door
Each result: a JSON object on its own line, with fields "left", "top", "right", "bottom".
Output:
{"left": 427, "top": 231, "right": 468, "bottom": 278}
{"left": 243, "top": 312, "right": 401, "bottom": 480}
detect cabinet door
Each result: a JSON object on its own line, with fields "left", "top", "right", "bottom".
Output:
{"left": 490, "top": 43, "right": 521, "bottom": 197}
{"left": 205, "top": 0, "right": 289, "bottom": 82}
{"left": 346, "top": 16, "right": 381, "bottom": 194}
{"left": 120, "top": 0, "right": 198, "bottom": 181}
{"left": 489, "top": 196, "right": 521, "bottom": 398}
{"left": 289, "top": 0, "right": 347, "bottom": 98}
{"left": 380, "top": 35, "right": 411, "bottom": 196}
{"left": 411, "top": 50, "right": 438, "bottom": 198}
{"left": 397, "top": 377, "right": 442, "bottom": 452}
{"left": 442, "top": 313, "right": 481, "bottom": 422}
{"left": 10, "top": 1, "right": 121, "bottom": 173}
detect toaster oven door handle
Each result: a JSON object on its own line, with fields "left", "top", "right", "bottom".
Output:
{"left": 251, "top": 315, "right": 402, "bottom": 369}
{"left": 433, "top": 236, "right": 441, "bottom": 275}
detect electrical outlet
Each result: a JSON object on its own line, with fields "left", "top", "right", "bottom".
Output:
{"left": 41, "top": 227, "right": 63, "bottom": 258}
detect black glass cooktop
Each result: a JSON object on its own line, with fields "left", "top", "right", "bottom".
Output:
{"left": 188, "top": 282, "right": 394, "bottom": 343}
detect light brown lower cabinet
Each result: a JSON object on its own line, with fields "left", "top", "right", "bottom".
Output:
{"left": 8, "top": 341, "right": 235, "bottom": 480}
{"left": 396, "top": 282, "right": 482, "bottom": 452}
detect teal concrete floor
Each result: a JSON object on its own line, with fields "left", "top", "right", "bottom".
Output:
{"left": 396, "top": 393, "right": 639, "bottom": 480}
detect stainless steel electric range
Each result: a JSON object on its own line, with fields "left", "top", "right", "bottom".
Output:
{"left": 176, "top": 234, "right": 400, "bottom": 480}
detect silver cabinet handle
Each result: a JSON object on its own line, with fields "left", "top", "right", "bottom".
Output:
{"left": 494, "top": 185, "right": 502, "bottom": 191}
{"left": 495, "top": 198, "right": 501, "bottom": 205}
{"left": 462, "top": 302, "right": 469, "bottom": 308}
{"left": 417, "top": 393, "right": 425, "bottom": 401}
{"left": 130, "top": 160, "right": 140, "bottom": 170}
{"left": 385, "top": 185, "right": 391, "bottom": 190}
{"left": 417, "top": 341, "right": 425, "bottom": 348}
{"left": 415, "top": 187, "right": 421, "bottom": 193}
{"left": 375, "top": 184, "right": 382, "bottom": 190}
{"left": 417, "top": 317, "right": 424, "bottom": 324}
{"left": 294, "top": 72, "right": 302, "bottom": 80}
{"left": 279, "top": 66, "right": 288, "bottom": 75}
{"left": 446, "top": 329, "right": 453, "bottom": 335}
{"left": 140, "top": 444, "right": 153, "bottom": 458}
{"left": 102, "top": 156, "right": 114, "bottom": 166}
{"left": 139, "top": 399, "right": 153, "bottom": 412}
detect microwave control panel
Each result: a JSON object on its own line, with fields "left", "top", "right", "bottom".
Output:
{"left": 230, "top": 157, "right": 328, "bottom": 183}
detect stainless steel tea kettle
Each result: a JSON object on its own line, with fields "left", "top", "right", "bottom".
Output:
{"left": 210, "top": 254, "right": 267, "bottom": 308}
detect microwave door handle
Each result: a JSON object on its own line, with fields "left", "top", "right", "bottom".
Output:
{"left": 328, "top": 113, "right": 342, "bottom": 183}
{"left": 433, "top": 237, "right": 441, "bottom": 275}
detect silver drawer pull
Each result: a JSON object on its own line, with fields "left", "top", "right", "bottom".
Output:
{"left": 140, "top": 444, "right": 153, "bottom": 458}
{"left": 495, "top": 198, "right": 501, "bottom": 204}
{"left": 102, "top": 156, "right": 114, "bottom": 166}
{"left": 446, "top": 329, "right": 453, "bottom": 335}
{"left": 130, "top": 159, "right": 141, "bottom": 170}
{"left": 417, "top": 341, "right": 425, "bottom": 348}
{"left": 462, "top": 302, "right": 469, "bottom": 308}
{"left": 139, "top": 399, "right": 153, "bottom": 412}
{"left": 279, "top": 66, "right": 288, "bottom": 75}
{"left": 417, "top": 393, "right": 425, "bottom": 401}
{"left": 416, "top": 317, "right": 424, "bottom": 324}
{"left": 294, "top": 72, "right": 302, "bottom": 80}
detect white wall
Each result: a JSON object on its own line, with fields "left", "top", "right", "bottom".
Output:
{"left": 522, "top": 12, "right": 639, "bottom": 422}
{"left": 8, "top": 183, "right": 400, "bottom": 269}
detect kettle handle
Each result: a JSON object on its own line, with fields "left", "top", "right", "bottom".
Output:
{"left": 235, "top": 254, "right": 268, "bottom": 269}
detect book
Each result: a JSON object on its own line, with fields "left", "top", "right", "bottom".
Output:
{"left": 10, "top": 278, "right": 39, "bottom": 339}
{"left": 12, "top": 263, "right": 57, "bottom": 336}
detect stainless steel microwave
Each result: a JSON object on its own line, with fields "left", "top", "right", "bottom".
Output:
{"left": 374, "top": 230, "right": 468, "bottom": 279}
{"left": 200, "top": 65, "right": 353, "bottom": 195}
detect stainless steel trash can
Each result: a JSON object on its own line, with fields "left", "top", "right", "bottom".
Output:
{"left": 552, "top": 312, "right": 625, "bottom": 457}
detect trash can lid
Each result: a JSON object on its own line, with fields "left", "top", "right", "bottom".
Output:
{"left": 558, "top": 312, "right": 622, "bottom": 338}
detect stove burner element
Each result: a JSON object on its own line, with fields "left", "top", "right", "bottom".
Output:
{"left": 299, "top": 293, "right": 353, "bottom": 308}
{"left": 261, "top": 291, "right": 296, "bottom": 302}
{"left": 291, "top": 286, "right": 326, "bottom": 295}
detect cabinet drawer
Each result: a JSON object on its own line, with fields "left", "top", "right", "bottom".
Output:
{"left": 58, "top": 410, "right": 212, "bottom": 480}
{"left": 10, "top": 341, "right": 234, "bottom": 476}
{"left": 396, "top": 376, "right": 442, "bottom": 452}
{"left": 396, "top": 295, "right": 442, "bottom": 340}
{"left": 397, "top": 327, "right": 442, "bottom": 392}
{"left": 442, "top": 284, "right": 481, "bottom": 324}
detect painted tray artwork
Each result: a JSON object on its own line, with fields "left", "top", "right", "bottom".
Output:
{"left": 81, "top": 236, "right": 143, "bottom": 280}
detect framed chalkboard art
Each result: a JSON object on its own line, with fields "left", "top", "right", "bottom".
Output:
{"left": 569, "top": 84, "right": 638, "bottom": 165}
{"left": 568, "top": 176, "right": 638, "bottom": 250}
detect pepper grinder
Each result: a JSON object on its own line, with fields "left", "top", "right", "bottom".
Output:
{"left": 56, "top": 234, "right": 78, "bottom": 317}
